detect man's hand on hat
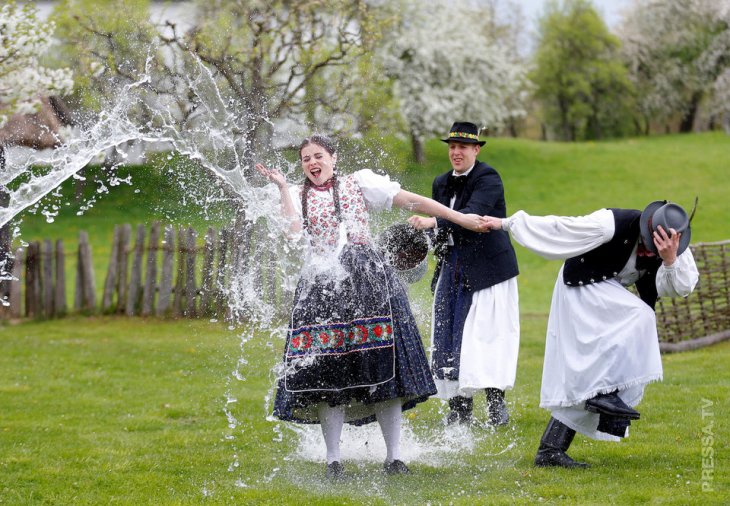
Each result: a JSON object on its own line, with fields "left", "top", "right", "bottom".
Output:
{"left": 408, "top": 215, "right": 437, "bottom": 230}
{"left": 653, "top": 225, "right": 680, "bottom": 266}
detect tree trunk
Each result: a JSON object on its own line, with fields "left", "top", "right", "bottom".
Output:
{"left": 679, "top": 92, "right": 703, "bottom": 133}
{"left": 410, "top": 130, "right": 425, "bottom": 165}
{"left": 0, "top": 146, "right": 10, "bottom": 298}
{"left": 642, "top": 114, "right": 651, "bottom": 136}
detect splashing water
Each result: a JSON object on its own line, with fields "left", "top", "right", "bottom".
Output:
{"left": 2, "top": 49, "right": 521, "bottom": 494}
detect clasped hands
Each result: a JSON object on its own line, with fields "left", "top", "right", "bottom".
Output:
{"left": 407, "top": 214, "right": 502, "bottom": 233}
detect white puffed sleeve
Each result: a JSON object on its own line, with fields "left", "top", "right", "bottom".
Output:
{"left": 502, "top": 209, "right": 615, "bottom": 260}
{"left": 352, "top": 169, "right": 401, "bottom": 211}
{"left": 656, "top": 248, "right": 699, "bottom": 298}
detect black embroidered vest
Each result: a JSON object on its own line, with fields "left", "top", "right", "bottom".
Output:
{"left": 563, "top": 209, "right": 663, "bottom": 309}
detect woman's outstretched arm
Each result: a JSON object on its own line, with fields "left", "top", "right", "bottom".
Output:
{"left": 393, "top": 190, "right": 487, "bottom": 233}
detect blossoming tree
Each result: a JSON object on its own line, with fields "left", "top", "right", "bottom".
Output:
{"left": 381, "top": 0, "right": 530, "bottom": 163}
{"left": 0, "top": 2, "right": 73, "bottom": 130}
{"left": 618, "top": 0, "right": 730, "bottom": 133}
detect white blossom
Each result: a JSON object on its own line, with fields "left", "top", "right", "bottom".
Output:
{"left": 0, "top": 2, "right": 74, "bottom": 129}
{"left": 618, "top": 0, "right": 730, "bottom": 127}
{"left": 380, "top": 0, "right": 530, "bottom": 142}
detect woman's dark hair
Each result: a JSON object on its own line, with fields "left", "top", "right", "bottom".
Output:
{"left": 298, "top": 134, "right": 337, "bottom": 159}
{"left": 299, "top": 135, "right": 341, "bottom": 232}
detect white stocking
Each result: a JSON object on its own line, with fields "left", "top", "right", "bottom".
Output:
{"left": 375, "top": 398, "right": 403, "bottom": 463}
{"left": 318, "top": 403, "right": 345, "bottom": 464}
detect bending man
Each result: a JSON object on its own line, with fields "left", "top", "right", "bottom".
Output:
{"left": 482, "top": 200, "right": 699, "bottom": 467}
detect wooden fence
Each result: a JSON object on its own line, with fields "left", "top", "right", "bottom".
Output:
{"left": 0, "top": 218, "right": 292, "bottom": 321}
{"left": 1, "top": 228, "right": 729, "bottom": 352}
{"left": 657, "top": 240, "right": 730, "bottom": 352}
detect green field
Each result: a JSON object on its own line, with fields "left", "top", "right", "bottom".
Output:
{"left": 2, "top": 133, "right": 729, "bottom": 504}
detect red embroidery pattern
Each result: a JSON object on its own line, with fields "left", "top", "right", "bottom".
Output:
{"left": 296, "top": 175, "right": 371, "bottom": 248}
{"left": 287, "top": 317, "right": 394, "bottom": 355}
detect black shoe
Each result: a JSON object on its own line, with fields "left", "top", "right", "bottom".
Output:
{"left": 384, "top": 459, "right": 410, "bottom": 475}
{"left": 585, "top": 392, "right": 640, "bottom": 420}
{"left": 445, "top": 409, "right": 474, "bottom": 426}
{"left": 445, "top": 396, "right": 473, "bottom": 426}
{"left": 326, "top": 461, "right": 345, "bottom": 480}
{"left": 534, "top": 448, "right": 590, "bottom": 469}
{"left": 486, "top": 388, "right": 510, "bottom": 426}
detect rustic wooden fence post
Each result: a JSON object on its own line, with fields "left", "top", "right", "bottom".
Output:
{"left": 26, "top": 242, "right": 41, "bottom": 317}
{"left": 267, "top": 238, "right": 277, "bottom": 307}
{"left": 185, "top": 226, "right": 197, "bottom": 317}
{"left": 116, "top": 224, "right": 131, "bottom": 314}
{"left": 125, "top": 225, "right": 145, "bottom": 316}
{"left": 226, "top": 216, "right": 253, "bottom": 322}
{"left": 157, "top": 224, "right": 175, "bottom": 317}
{"left": 54, "top": 239, "right": 66, "bottom": 316}
{"left": 0, "top": 184, "right": 10, "bottom": 310}
{"left": 9, "top": 247, "right": 23, "bottom": 318}
{"left": 142, "top": 222, "right": 160, "bottom": 316}
{"left": 200, "top": 227, "right": 217, "bottom": 316}
{"left": 76, "top": 231, "right": 96, "bottom": 312}
{"left": 215, "top": 227, "right": 230, "bottom": 317}
{"left": 42, "top": 239, "right": 54, "bottom": 318}
{"left": 252, "top": 221, "right": 264, "bottom": 301}
{"left": 173, "top": 225, "right": 186, "bottom": 317}
{"left": 102, "top": 225, "right": 121, "bottom": 311}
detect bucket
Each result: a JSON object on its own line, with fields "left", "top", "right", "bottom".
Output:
{"left": 377, "top": 223, "right": 429, "bottom": 284}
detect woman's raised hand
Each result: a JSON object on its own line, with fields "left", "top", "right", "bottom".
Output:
{"left": 255, "top": 163, "right": 287, "bottom": 188}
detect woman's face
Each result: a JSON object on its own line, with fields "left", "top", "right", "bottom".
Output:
{"left": 300, "top": 143, "right": 337, "bottom": 186}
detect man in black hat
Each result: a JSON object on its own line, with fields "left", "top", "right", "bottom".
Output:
{"left": 409, "top": 121, "right": 520, "bottom": 426}
{"left": 481, "top": 200, "right": 699, "bottom": 467}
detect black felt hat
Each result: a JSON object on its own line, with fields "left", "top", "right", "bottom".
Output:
{"left": 639, "top": 200, "right": 692, "bottom": 255}
{"left": 441, "top": 122, "right": 486, "bottom": 146}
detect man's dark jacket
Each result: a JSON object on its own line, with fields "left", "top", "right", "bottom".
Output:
{"left": 431, "top": 160, "right": 519, "bottom": 292}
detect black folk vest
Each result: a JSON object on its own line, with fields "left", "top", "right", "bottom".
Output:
{"left": 562, "top": 208, "right": 663, "bottom": 309}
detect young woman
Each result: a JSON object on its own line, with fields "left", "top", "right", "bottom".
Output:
{"left": 255, "top": 135, "right": 485, "bottom": 479}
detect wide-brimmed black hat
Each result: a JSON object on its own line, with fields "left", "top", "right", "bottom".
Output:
{"left": 639, "top": 200, "right": 692, "bottom": 255}
{"left": 441, "top": 122, "right": 486, "bottom": 146}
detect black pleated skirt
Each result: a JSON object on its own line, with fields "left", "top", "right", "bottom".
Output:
{"left": 273, "top": 244, "right": 436, "bottom": 425}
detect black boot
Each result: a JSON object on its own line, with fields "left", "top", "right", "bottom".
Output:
{"left": 446, "top": 396, "right": 473, "bottom": 425}
{"left": 534, "top": 417, "right": 590, "bottom": 468}
{"left": 485, "top": 388, "right": 509, "bottom": 426}
{"left": 585, "top": 391, "right": 640, "bottom": 420}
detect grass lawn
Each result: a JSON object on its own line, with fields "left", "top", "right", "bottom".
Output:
{"left": 3, "top": 132, "right": 730, "bottom": 504}
{"left": 0, "top": 316, "right": 728, "bottom": 505}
